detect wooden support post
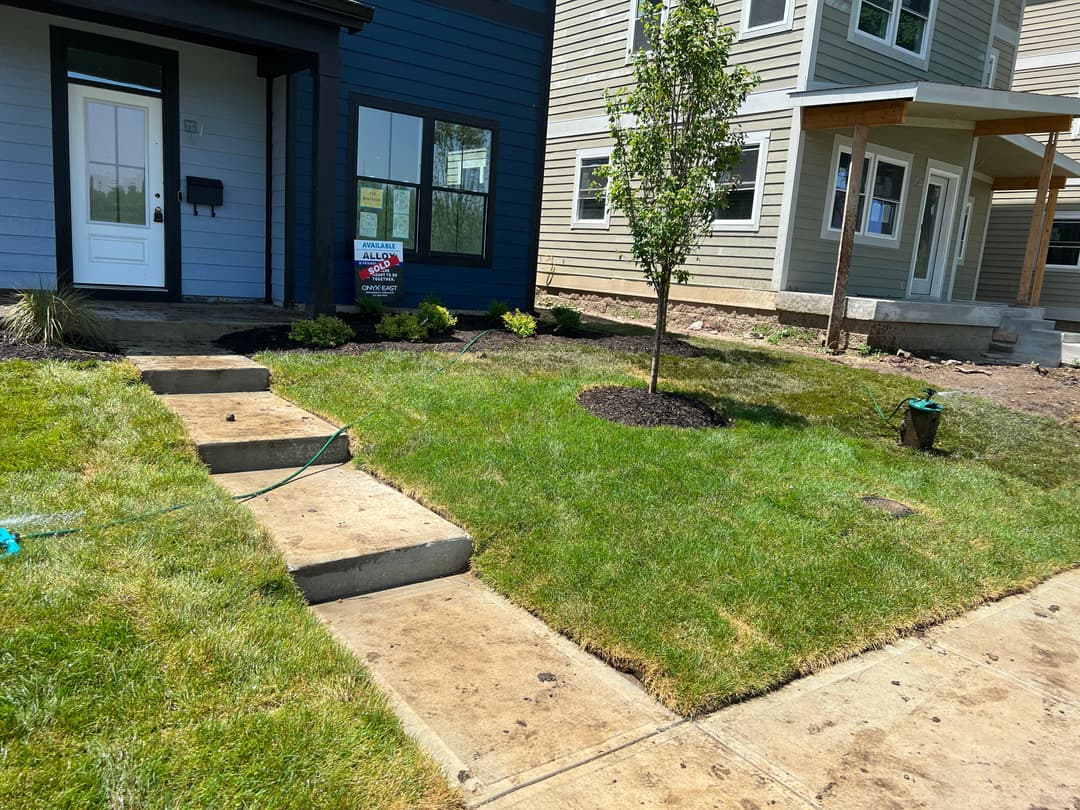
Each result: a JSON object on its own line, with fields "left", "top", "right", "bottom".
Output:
{"left": 1031, "top": 185, "right": 1060, "bottom": 307}
{"left": 1016, "top": 131, "right": 1058, "bottom": 306}
{"left": 825, "top": 125, "right": 868, "bottom": 353}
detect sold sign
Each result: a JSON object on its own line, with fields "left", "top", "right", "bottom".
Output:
{"left": 358, "top": 253, "right": 400, "bottom": 281}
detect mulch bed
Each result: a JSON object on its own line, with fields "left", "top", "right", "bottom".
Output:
{"left": 577, "top": 385, "right": 730, "bottom": 429}
{"left": 217, "top": 314, "right": 710, "bottom": 359}
{"left": 0, "top": 330, "right": 121, "bottom": 362}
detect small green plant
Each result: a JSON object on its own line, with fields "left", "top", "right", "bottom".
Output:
{"left": 354, "top": 296, "right": 385, "bottom": 320}
{"left": 766, "top": 325, "right": 797, "bottom": 346}
{"left": 487, "top": 300, "right": 510, "bottom": 321}
{"left": 550, "top": 306, "right": 582, "bottom": 333}
{"left": 502, "top": 309, "right": 537, "bottom": 338}
{"left": 418, "top": 296, "right": 457, "bottom": 334}
{"left": 1, "top": 286, "right": 103, "bottom": 347}
{"left": 376, "top": 312, "right": 429, "bottom": 342}
{"left": 288, "top": 315, "right": 355, "bottom": 348}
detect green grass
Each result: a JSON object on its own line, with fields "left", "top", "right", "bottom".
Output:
{"left": 261, "top": 339, "right": 1080, "bottom": 716}
{"left": 0, "top": 360, "right": 459, "bottom": 809}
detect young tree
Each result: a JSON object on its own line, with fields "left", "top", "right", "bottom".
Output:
{"left": 602, "top": 0, "right": 758, "bottom": 393}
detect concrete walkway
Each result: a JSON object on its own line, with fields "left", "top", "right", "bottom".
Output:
{"left": 125, "top": 335, "right": 1080, "bottom": 808}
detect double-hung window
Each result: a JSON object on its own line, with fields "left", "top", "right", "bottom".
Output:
{"left": 823, "top": 138, "right": 910, "bottom": 244}
{"left": 355, "top": 102, "right": 495, "bottom": 261}
{"left": 628, "top": 0, "right": 665, "bottom": 53}
{"left": 851, "top": 0, "right": 936, "bottom": 65}
{"left": 740, "top": 0, "right": 794, "bottom": 38}
{"left": 713, "top": 133, "right": 770, "bottom": 231}
{"left": 1046, "top": 218, "right": 1080, "bottom": 269}
{"left": 571, "top": 148, "right": 610, "bottom": 228}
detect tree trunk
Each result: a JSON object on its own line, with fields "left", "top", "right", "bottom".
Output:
{"left": 649, "top": 274, "right": 671, "bottom": 394}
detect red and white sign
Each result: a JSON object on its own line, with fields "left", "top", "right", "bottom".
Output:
{"left": 358, "top": 253, "right": 400, "bottom": 280}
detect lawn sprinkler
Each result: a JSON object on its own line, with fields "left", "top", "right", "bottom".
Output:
{"left": 864, "top": 386, "right": 945, "bottom": 451}
{"left": 897, "top": 389, "right": 944, "bottom": 451}
{"left": 0, "top": 527, "right": 20, "bottom": 558}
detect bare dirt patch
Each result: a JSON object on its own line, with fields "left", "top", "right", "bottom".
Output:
{"left": 577, "top": 386, "right": 730, "bottom": 428}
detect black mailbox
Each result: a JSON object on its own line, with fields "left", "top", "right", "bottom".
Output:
{"left": 186, "top": 176, "right": 223, "bottom": 216}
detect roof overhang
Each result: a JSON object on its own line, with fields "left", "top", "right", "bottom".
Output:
{"left": 246, "top": 0, "right": 374, "bottom": 32}
{"left": 976, "top": 134, "right": 1080, "bottom": 182}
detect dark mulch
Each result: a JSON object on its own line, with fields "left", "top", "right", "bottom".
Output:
{"left": 217, "top": 314, "right": 709, "bottom": 359}
{"left": 577, "top": 385, "right": 730, "bottom": 429}
{"left": 0, "top": 330, "right": 121, "bottom": 362}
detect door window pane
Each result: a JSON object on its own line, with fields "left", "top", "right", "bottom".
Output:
{"left": 357, "top": 106, "right": 423, "bottom": 184}
{"left": 431, "top": 191, "right": 486, "bottom": 255}
{"left": 434, "top": 122, "right": 491, "bottom": 193}
{"left": 86, "top": 101, "right": 146, "bottom": 225}
{"left": 748, "top": 0, "right": 787, "bottom": 28}
{"left": 912, "top": 182, "right": 942, "bottom": 281}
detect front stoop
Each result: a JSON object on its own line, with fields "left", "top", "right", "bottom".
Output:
{"left": 128, "top": 346, "right": 269, "bottom": 394}
{"left": 214, "top": 464, "right": 471, "bottom": 603}
{"left": 159, "top": 391, "right": 351, "bottom": 474}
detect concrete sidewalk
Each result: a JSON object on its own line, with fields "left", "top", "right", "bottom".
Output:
{"left": 321, "top": 569, "right": 1080, "bottom": 808}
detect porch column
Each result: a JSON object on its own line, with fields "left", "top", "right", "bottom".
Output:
{"left": 309, "top": 52, "right": 341, "bottom": 316}
{"left": 1030, "top": 185, "right": 1060, "bottom": 307}
{"left": 825, "top": 124, "right": 868, "bottom": 353}
{"left": 1016, "top": 130, "right": 1059, "bottom": 306}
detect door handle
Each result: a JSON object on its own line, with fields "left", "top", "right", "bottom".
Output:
{"left": 153, "top": 206, "right": 164, "bottom": 223}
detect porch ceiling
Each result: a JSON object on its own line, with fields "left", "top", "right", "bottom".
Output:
{"left": 975, "top": 134, "right": 1080, "bottom": 180}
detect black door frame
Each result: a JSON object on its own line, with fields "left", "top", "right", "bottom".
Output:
{"left": 50, "top": 26, "right": 182, "bottom": 300}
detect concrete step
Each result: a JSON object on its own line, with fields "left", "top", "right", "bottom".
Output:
{"left": 214, "top": 464, "right": 471, "bottom": 603}
{"left": 314, "top": 575, "right": 678, "bottom": 804}
{"left": 128, "top": 345, "right": 269, "bottom": 394}
{"left": 1058, "top": 331, "right": 1080, "bottom": 343}
{"left": 160, "top": 391, "right": 350, "bottom": 473}
{"left": 1063, "top": 343, "right": 1080, "bottom": 366}
{"left": 95, "top": 301, "right": 297, "bottom": 344}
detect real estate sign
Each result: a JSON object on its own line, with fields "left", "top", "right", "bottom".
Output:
{"left": 354, "top": 240, "right": 404, "bottom": 303}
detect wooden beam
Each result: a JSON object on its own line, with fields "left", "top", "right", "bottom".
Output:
{"left": 973, "top": 115, "right": 1073, "bottom": 137}
{"left": 1016, "top": 130, "right": 1059, "bottom": 305}
{"left": 825, "top": 124, "right": 868, "bottom": 353}
{"left": 803, "top": 100, "right": 909, "bottom": 131}
{"left": 992, "top": 175, "right": 1069, "bottom": 191}
{"left": 1031, "top": 185, "right": 1060, "bottom": 308}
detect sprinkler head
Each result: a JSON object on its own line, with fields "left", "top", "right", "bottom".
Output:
{"left": 0, "top": 527, "right": 19, "bottom": 558}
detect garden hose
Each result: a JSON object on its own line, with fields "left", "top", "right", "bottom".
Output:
{"left": 1, "top": 330, "right": 493, "bottom": 557}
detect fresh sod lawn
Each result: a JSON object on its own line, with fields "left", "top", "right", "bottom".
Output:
{"left": 0, "top": 360, "right": 459, "bottom": 809}
{"left": 262, "top": 338, "right": 1080, "bottom": 716}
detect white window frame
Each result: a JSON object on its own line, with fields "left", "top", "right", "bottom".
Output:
{"left": 820, "top": 135, "right": 912, "bottom": 248}
{"left": 739, "top": 0, "right": 795, "bottom": 40}
{"left": 570, "top": 147, "right": 612, "bottom": 229}
{"left": 956, "top": 196, "right": 975, "bottom": 263}
{"left": 712, "top": 131, "right": 771, "bottom": 233}
{"left": 983, "top": 48, "right": 999, "bottom": 89}
{"left": 847, "top": 0, "right": 939, "bottom": 71}
{"left": 1045, "top": 210, "right": 1080, "bottom": 272}
{"left": 626, "top": 0, "right": 669, "bottom": 60}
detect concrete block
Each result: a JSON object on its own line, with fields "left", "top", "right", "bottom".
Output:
{"left": 214, "top": 464, "right": 472, "bottom": 602}
{"left": 129, "top": 349, "right": 269, "bottom": 394}
{"left": 160, "top": 391, "right": 350, "bottom": 473}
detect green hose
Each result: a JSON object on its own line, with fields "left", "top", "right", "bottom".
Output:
{"left": 11, "top": 330, "right": 493, "bottom": 545}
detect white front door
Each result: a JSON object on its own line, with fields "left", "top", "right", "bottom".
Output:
{"left": 908, "top": 169, "right": 959, "bottom": 297}
{"left": 69, "top": 84, "right": 165, "bottom": 288}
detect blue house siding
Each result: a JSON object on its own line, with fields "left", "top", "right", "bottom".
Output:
{"left": 292, "top": 0, "right": 550, "bottom": 310}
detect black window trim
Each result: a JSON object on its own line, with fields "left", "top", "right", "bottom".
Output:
{"left": 348, "top": 93, "right": 499, "bottom": 268}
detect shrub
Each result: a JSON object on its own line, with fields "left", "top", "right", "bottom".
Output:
{"left": 1, "top": 286, "right": 103, "bottom": 347}
{"left": 418, "top": 297, "right": 457, "bottom": 335}
{"left": 288, "top": 315, "right": 355, "bottom": 348}
{"left": 502, "top": 309, "right": 536, "bottom": 338}
{"left": 354, "top": 296, "right": 385, "bottom": 320}
{"left": 487, "top": 300, "right": 510, "bottom": 321}
{"left": 376, "top": 312, "right": 429, "bottom": 342}
{"left": 550, "top": 306, "right": 582, "bottom": 333}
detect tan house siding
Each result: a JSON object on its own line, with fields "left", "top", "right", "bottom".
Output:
{"left": 813, "top": 0, "right": 994, "bottom": 88}
{"left": 1017, "top": 0, "right": 1080, "bottom": 56}
{"left": 549, "top": 0, "right": 808, "bottom": 124}
{"left": 539, "top": 110, "right": 794, "bottom": 299}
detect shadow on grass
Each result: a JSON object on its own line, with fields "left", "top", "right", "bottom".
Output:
{"left": 714, "top": 398, "right": 810, "bottom": 429}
